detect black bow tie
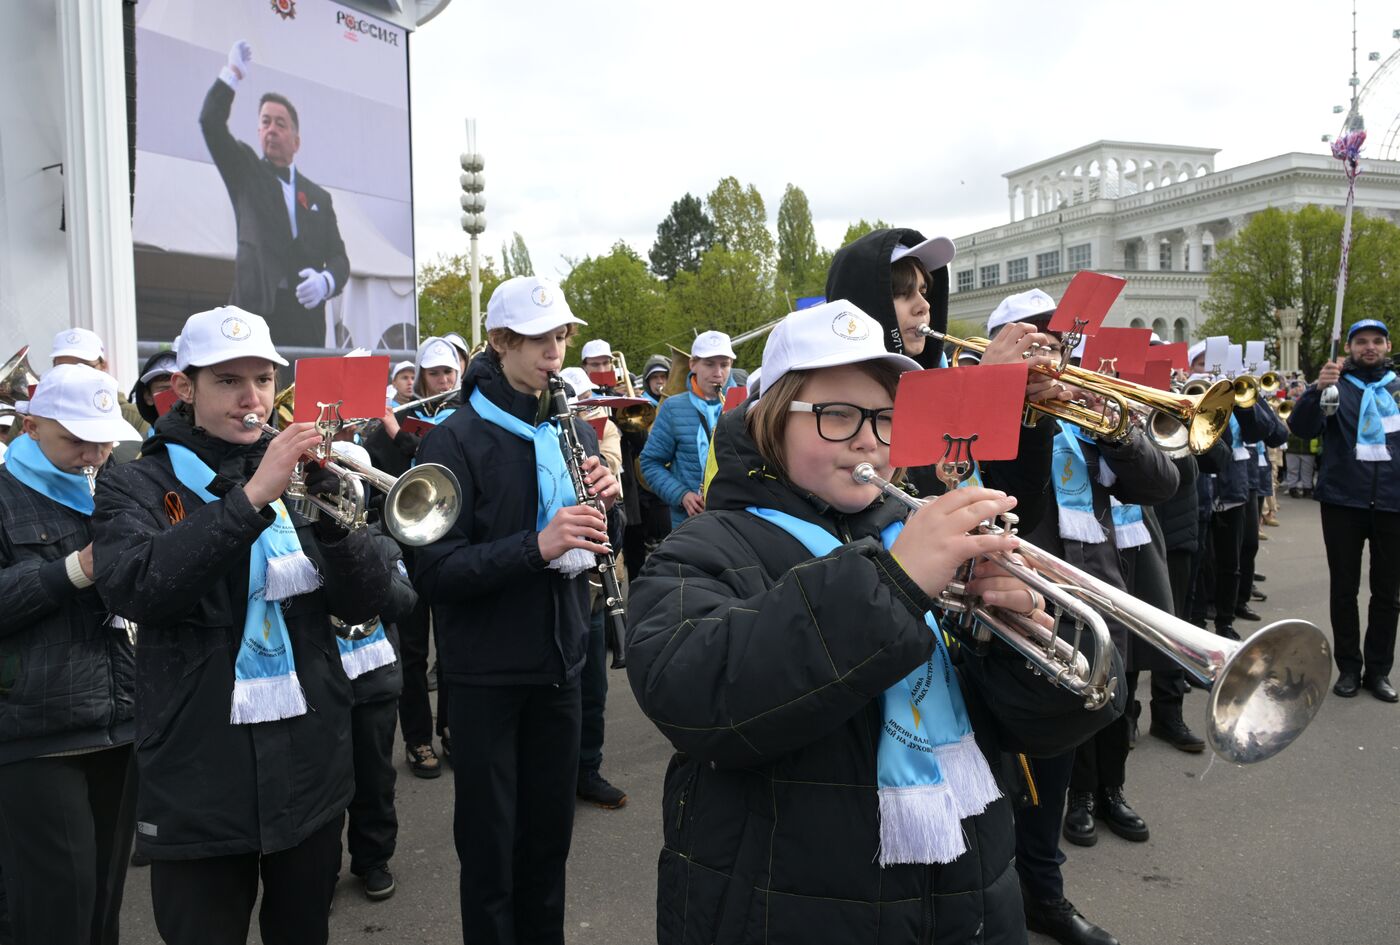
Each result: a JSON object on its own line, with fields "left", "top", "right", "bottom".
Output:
{"left": 266, "top": 161, "right": 291, "bottom": 184}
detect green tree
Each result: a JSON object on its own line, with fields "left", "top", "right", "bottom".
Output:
{"left": 501, "top": 232, "right": 534, "bottom": 278}
{"left": 648, "top": 193, "right": 715, "bottom": 282}
{"left": 416, "top": 252, "right": 505, "bottom": 342}
{"left": 706, "top": 177, "right": 775, "bottom": 270}
{"left": 559, "top": 241, "right": 672, "bottom": 372}
{"left": 667, "top": 246, "right": 786, "bottom": 367}
{"left": 776, "top": 183, "right": 824, "bottom": 296}
{"left": 840, "top": 218, "right": 892, "bottom": 246}
{"left": 1199, "top": 206, "right": 1400, "bottom": 377}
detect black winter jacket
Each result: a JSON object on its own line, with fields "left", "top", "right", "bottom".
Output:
{"left": 826, "top": 228, "right": 1055, "bottom": 532}
{"left": 626, "top": 404, "right": 1123, "bottom": 945}
{"left": 1156, "top": 455, "right": 1202, "bottom": 554}
{"left": 91, "top": 405, "right": 393, "bottom": 859}
{"left": 414, "top": 354, "right": 624, "bottom": 687}
{"left": 1288, "top": 358, "right": 1400, "bottom": 512}
{"left": 1214, "top": 404, "right": 1287, "bottom": 507}
{"left": 0, "top": 465, "right": 135, "bottom": 764}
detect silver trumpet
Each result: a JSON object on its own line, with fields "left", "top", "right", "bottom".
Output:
{"left": 852, "top": 463, "right": 1333, "bottom": 764}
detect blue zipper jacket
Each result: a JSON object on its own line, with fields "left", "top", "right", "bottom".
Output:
{"left": 639, "top": 373, "right": 740, "bottom": 526}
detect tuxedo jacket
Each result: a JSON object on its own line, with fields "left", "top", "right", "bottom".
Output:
{"left": 199, "top": 80, "right": 350, "bottom": 317}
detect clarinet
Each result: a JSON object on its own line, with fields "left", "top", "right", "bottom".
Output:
{"left": 547, "top": 373, "right": 628, "bottom": 669}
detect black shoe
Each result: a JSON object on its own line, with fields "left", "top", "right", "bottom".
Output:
{"left": 406, "top": 743, "right": 442, "bottom": 779}
{"left": 1149, "top": 714, "right": 1206, "bottom": 753}
{"left": 130, "top": 850, "right": 151, "bottom": 867}
{"left": 1253, "top": 573, "right": 1266, "bottom": 582}
{"left": 362, "top": 866, "right": 396, "bottom": 901}
{"left": 1288, "top": 488, "right": 1302, "bottom": 498}
{"left": 577, "top": 768, "right": 627, "bottom": 809}
{"left": 1062, "top": 791, "right": 1097, "bottom": 847}
{"left": 1250, "top": 588, "right": 1268, "bottom": 602}
{"left": 1215, "top": 624, "right": 1241, "bottom": 641}
{"left": 1333, "top": 671, "right": 1361, "bottom": 698}
{"left": 1234, "top": 604, "right": 1262, "bottom": 622}
{"left": 1363, "top": 675, "right": 1399, "bottom": 703}
{"left": 1096, "top": 787, "right": 1149, "bottom": 842}
{"left": 1023, "top": 894, "right": 1121, "bottom": 945}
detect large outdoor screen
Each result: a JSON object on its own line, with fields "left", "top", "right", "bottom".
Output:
{"left": 132, "top": 0, "right": 416, "bottom": 353}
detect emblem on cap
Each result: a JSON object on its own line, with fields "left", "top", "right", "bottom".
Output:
{"left": 531, "top": 285, "right": 553, "bottom": 307}
{"left": 833, "top": 312, "right": 870, "bottom": 341}
{"left": 66, "top": 331, "right": 81, "bottom": 345}
{"left": 221, "top": 316, "right": 251, "bottom": 340}
{"left": 93, "top": 389, "right": 115, "bottom": 412}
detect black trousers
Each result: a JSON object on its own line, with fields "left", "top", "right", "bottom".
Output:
{"left": 269, "top": 288, "right": 328, "bottom": 349}
{"left": 447, "top": 680, "right": 581, "bottom": 945}
{"left": 398, "top": 590, "right": 435, "bottom": 748}
{"left": 1211, "top": 504, "right": 1246, "bottom": 630}
{"left": 1070, "top": 711, "right": 1130, "bottom": 793}
{"left": 1166, "top": 548, "right": 1194, "bottom": 622}
{"left": 624, "top": 496, "right": 672, "bottom": 582}
{"left": 1127, "top": 669, "right": 1189, "bottom": 717}
{"left": 348, "top": 697, "right": 399, "bottom": 876}
{"left": 1013, "top": 750, "right": 1074, "bottom": 903}
{"left": 0, "top": 746, "right": 137, "bottom": 945}
{"left": 1321, "top": 503, "right": 1400, "bottom": 678}
{"left": 1236, "top": 497, "right": 1260, "bottom": 609}
{"left": 579, "top": 608, "right": 607, "bottom": 773}
{"left": 149, "top": 812, "right": 343, "bottom": 945}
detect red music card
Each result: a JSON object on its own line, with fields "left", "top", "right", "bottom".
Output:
{"left": 1047, "top": 272, "right": 1127, "bottom": 333}
{"left": 153, "top": 388, "right": 179, "bottom": 417}
{"left": 400, "top": 416, "right": 435, "bottom": 437}
{"left": 1080, "top": 328, "right": 1152, "bottom": 376}
{"left": 292, "top": 356, "right": 390, "bottom": 423}
{"left": 890, "top": 363, "right": 1028, "bottom": 467}
{"left": 1121, "top": 360, "right": 1173, "bottom": 391}
{"left": 587, "top": 370, "right": 618, "bottom": 389}
{"left": 585, "top": 417, "right": 608, "bottom": 441}
{"left": 1150, "top": 342, "right": 1188, "bottom": 370}
{"left": 587, "top": 396, "right": 652, "bottom": 411}
{"left": 723, "top": 387, "right": 748, "bottom": 412}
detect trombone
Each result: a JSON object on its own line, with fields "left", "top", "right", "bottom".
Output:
{"left": 918, "top": 326, "right": 1236, "bottom": 454}
{"left": 242, "top": 404, "right": 461, "bottom": 547}
{"left": 852, "top": 463, "right": 1332, "bottom": 764}
{"left": 600, "top": 350, "right": 657, "bottom": 434}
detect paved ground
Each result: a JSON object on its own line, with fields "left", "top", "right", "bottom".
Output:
{"left": 118, "top": 492, "right": 1400, "bottom": 944}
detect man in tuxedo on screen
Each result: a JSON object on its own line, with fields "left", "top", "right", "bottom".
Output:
{"left": 200, "top": 40, "right": 350, "bottom": 349}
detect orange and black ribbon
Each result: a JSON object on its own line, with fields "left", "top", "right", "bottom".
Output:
{"left": 163, "top": 491, "right": 185, "bottom": 525}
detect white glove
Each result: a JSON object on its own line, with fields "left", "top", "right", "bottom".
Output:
{"left": 220, "top": 40, "right": 252, "bottom": 88}
{"left": 295, "top": 268, "right": 333, "bottom": 309}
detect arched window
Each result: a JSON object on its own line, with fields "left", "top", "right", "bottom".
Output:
{"left": 1173, "top": 318, "right": 1189, "bottom": 343}
{"left": 1152, "top": 318, "right": 1169, "bottom": 339}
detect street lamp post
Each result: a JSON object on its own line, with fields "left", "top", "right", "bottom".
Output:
{"left": 459, "top": 120, "right": 486, "bottom": 347}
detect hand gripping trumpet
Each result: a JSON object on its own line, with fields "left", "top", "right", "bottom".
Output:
{"left": 546, "top": 374, "right": 628, "bottom": 669}
{"left": 852, "top": 463, "right": 1333, "bottom": 764}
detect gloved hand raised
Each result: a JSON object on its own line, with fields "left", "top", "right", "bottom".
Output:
{"left": 220, "top": 40, "right": 252, "bottom": 88}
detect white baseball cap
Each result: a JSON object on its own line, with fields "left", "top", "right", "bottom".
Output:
{"left": 175, "top": 306, "right": 287, "bottom": 371}
{"left": 1186, "top": 341, "right": 1206, "bottom": 365}
{"left": 760, "top": 300, "right": 920, "bottom": 393}
{"left": 580, "top": 339, "right": 611, "bottom": 360}
{"left": 139, "top": 352, "right": 179, "bottom": 385}
{"left": 442, "top": 332, "right": 471, "bottom": 356}
{"left": 988, "top": 288, "right": 1057, "bottom": 332}
{"left": 50, "top": 328, "right": 106, "bottom": 363}
{"left": 390, "top": 360, "right": 415, "bottom": 379}
{"left": 559, "top": 367, "right": 595, "bottom": 399}
{"left": 485, "top": 276, "right": 586, "bottom": 337}
{"left": 889, "top": 235, "right": 956, "bottom": 272}
{"left": 691, "top": 331, "right": 737, "bottom": 360}
{"left": 19, "top": 364, "right": 141, "bottom": 443}
{"left": 416, "top": 337, "right": 459, "bottom": 372}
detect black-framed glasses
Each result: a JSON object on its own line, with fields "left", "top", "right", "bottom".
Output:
{"left": 788, "top": 401, "right": 894, "bottom": 445}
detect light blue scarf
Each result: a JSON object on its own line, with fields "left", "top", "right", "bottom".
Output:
{"left": 1052, "top": 422, "right": 1107, "bottom": 544}
{"left": 468, "top": 386, "right": 593, "bottom": 577}
{"left": 1109, "top": 500, "right": 1150, "bottom": 549}
{"left": 414, "top": 405, "right": 456, "bottom": 425}
{"left": 167, "top": 444, "right": 321, "bottom": 724}
{"left": 336, "top": 617, "right": 396, "bottom": 679}
{"left": 1228, "top": 414, "right": 1250, "bottom": 461}
{"left": 1344, "top": 371, "right": 1400, "bottom": 461}
{"left": 688, "top": 388, "right": 722, "bottom": 475}
{"left": 746, "top": 506, "right": 1000, "bottom": 865}
{"left": 4, "top": 435, "right": 94, "bottom": 515}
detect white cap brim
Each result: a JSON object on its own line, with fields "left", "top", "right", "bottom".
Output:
{"left": 890, "top": 236, "right": 956, "bottom": 272}
{"left": 53, "top": 416, "right": 143, "bottom": 443}
{"left": 505, "top": 312, "right": 588, "bottom": 337}
{"left": 769, "top": 349, "right": 920, "bottom": 392}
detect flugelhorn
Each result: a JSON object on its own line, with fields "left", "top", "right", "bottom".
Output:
{"left": 917, "top": 326, "right": 1235, "bottom": 454}
{"left": 853, "top": 464, "right": 1332, "bottom": 764}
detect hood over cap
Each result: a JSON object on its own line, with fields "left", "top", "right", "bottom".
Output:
{"left": 825, "top": 228, "right": 950, "bottom": 370}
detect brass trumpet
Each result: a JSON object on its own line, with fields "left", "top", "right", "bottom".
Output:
{"left": 852, "top": 463, "right": 1332, "bottom": 764}
{"left": 918, "top": 326, "right": 1235, "bottom": 454}
{"left": 0, "top": 346, "right": 40, "bottom": 420}
{"left": 602, "top": 351, "right": 657, "bottom": 435}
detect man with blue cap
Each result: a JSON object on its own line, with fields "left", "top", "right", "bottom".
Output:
{"left": 1289, "top": 319, "right": 1400, "bottom": 702}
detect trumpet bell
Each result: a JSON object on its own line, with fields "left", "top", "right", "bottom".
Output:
{"left": 383, "top": 463, "right": 461, "bottom": 546}
{"left": 0, "top": 346, "right": 39, "bottom": 413}
{"left": 1208, "top": 620, "right": 1333, "bottom": 764}
{"left": 1258, "top": 371, "right": 1281, "bottom": 395}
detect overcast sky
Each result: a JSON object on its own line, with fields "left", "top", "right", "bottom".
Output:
{"left": 405, "top": 0, "right": 1397, "bottom": 281}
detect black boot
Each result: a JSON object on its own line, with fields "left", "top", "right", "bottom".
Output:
{"left": 1096, "top": 787, "right": 1149, "bottom": 842}
{"left": 1062, "top": 790, "right": 1097, "bottom": 847}
{"left": 1023, "top": 892, "right": 1121, "bottom": 945}
{"left": 1149, "top": 706, "right": 1206, "bottom": 753}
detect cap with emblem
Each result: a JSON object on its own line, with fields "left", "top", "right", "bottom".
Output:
{"left": 889, "top": 235, "right": 956, "bottom": 272}
{"left": 1347, "top": 318, "right": 1390, "bottom": 341}
{"left": 50, "top": 328, "right": 106, "bottom": 364}
{"left": 691, "top": 331, "right": 737, "bottom": 360}
{"left": 486, "top": 276, "right": 586, "bottom": 337}
{"left": 139, "top": 352, "right": 179, "bottom": 385}
{"left": 175, "top": 306, "right": 287, "bottom": 371}
{"left": 416, "top": 337, "right": 459, "bottom": 372}
{"left": 580, "top": 339, "right": 611, "bottom": 361}
{"left": 760, "top": 300, "right": 920, "bottom": 393}
{"left": 987, "top": 288, "right": 1057, "bottom": 333}
{"left": 18, "top": 364, "right": 141, "bottom": 443}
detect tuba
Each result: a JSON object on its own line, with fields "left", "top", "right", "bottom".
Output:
{"left": 853, "top": 463, "right": 1332, "bottom": 764}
